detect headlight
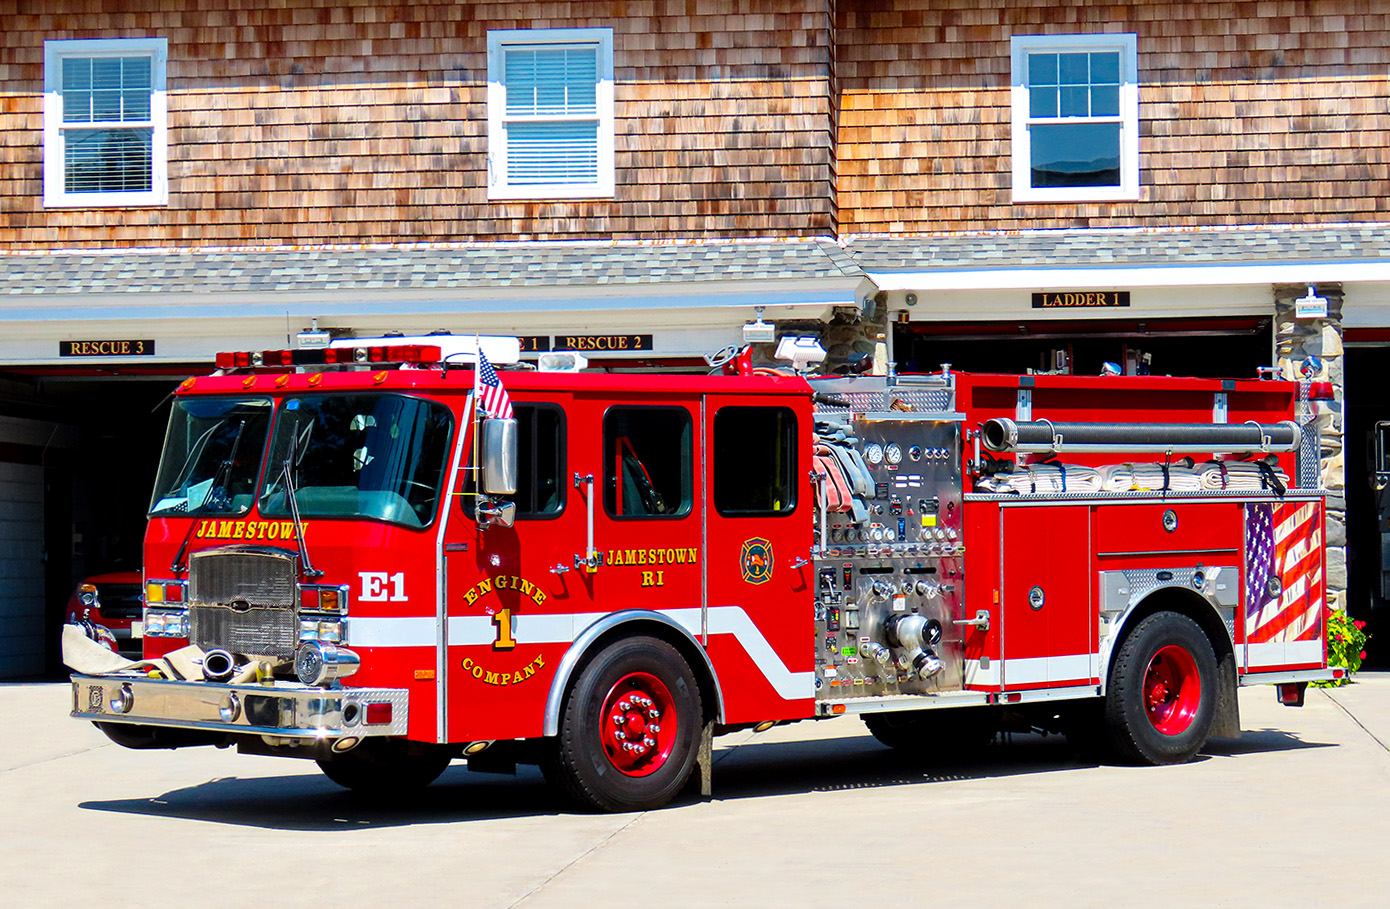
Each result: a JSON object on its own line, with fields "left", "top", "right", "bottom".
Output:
{"left": 294, "top": 642, "right": 360, "bottom": 686}
{"left": 143, "top": 609, "right": 188, "bottom": 637}
{"left": 300, "top": 620, "right": 344, "bottom": 643}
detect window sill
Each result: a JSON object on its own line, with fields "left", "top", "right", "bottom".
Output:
{"left": 488, "top": 183, "right": 615, "bottom": 202}
{"left": 43, "top": 192, "right": 169, "bottom": 209}
{"left": 1011, "top": 186, "right": 1140, "bottom": 204}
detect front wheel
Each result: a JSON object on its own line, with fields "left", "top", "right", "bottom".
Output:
{"left": 1105, "top": 612, "right": 1217, "bottom": 765}
{"left": 316, "top": 738, "right": 453, "bottom": 795}
{"left": 543, "top": 636, "right": 702, "bottom": 812}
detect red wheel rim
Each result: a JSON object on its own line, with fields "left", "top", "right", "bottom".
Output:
{"left": 599, "top": 671, "right": 678, "bottom": 777}
{"left": 1143, "top": 644, "right": 1201, "bottom": 735}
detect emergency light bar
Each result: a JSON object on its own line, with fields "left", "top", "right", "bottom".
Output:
{"left": 215, "top": 345, "right": 443, "bottom": 370}
{"left": 213, "top": 335, "right": 524, "bottom": 371}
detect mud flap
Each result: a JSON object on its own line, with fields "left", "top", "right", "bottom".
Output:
{"left": 1211, "top": 651, "right": 1242, "bottom": 739}
{"left": 696, "top": 720, "right": 714, "bottom": 799}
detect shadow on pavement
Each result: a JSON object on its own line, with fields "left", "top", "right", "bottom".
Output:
{"left": 1203, "top": 727, "right": 1335, "bottom": 756}
{"left": 79, "top": 727, "right": 1333, "bottom": 830}
{"left": 80, "top": 763, "right": 564, "bottom": 830}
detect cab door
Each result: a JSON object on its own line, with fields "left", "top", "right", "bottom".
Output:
{"left": 444, "top": 394, "right": 591, "bottom": 743}
{"left": 579, "top": 398, "right": 705, "bottom": 628}
{"left": 702, "top": 396, "right": 815, "bottom": 722}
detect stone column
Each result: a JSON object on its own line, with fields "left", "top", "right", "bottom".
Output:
{"left": 1273, "top": 282, "right": 1345, "bottom": 610}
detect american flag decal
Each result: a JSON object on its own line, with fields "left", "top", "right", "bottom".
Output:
{"left": 474, "top": 348, "right": 513, "bottom": 419}
{"left": 1244, "top": 501, "right": 1323, "bottom": 644}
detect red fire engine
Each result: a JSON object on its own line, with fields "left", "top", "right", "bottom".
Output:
{"left": 66, "top": 336, "right": 1338, "bottom": 811}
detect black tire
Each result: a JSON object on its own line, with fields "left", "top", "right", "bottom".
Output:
{"left": 543, "top": 636, "right": 702, "bottom": 812}
{"left": 1105, "top": 612, "right": 1218, "bottom": 765}
{"left": 95, "top": 722, "right": 226, "bottom": 750}
{"left": 863, "top": 707, "right": 996, "bottom": 756}
{"left": 316, "top": 738, "right": 452, "bottom": 795}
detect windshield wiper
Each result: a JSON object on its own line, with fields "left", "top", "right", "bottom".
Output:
{"left": 280, "top": 422, "right": 323, "bottom": 578}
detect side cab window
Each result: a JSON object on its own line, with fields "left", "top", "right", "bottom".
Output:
{"left": 461, "top": 403, "right": 565, "bottom": 520}
{"left": 712, "top": 406, "right": 798, "bottom": 516}
{"left": 603, "top": 406, "right": 692, "bottom": 519}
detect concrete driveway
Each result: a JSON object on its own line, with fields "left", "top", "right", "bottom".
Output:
{"left": 3, "top": 676, "right": 1389, "bottom": 908}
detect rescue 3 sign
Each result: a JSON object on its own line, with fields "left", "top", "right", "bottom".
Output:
{"left": 60, "top": 339, "right": 156, "bottom": 356}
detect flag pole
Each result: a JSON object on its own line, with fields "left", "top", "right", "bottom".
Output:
{"left": 471, "top": 335, "right": 481, "bottom": 502}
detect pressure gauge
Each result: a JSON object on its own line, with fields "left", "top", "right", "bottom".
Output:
{"left": 908, "top": 445, "right": 923, "bottom": 462}
{"left": 864, "top": 443, "right": 884, "bottom": 465}
{"left": 885, "top": 443, "right": 903, "bottom": 465}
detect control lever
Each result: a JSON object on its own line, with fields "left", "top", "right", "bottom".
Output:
{"left": 953, "top": 609, "right": 991, "bottom": 633}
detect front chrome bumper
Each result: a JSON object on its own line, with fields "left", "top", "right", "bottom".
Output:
{"left": 71, "top": 673, "right": 409, "bottom": 739}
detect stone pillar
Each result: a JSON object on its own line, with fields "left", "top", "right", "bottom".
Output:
{"left": 1274, "top": 283, "right": 1345, "bottom": 610}
{"left": 821, "top": 293, "right": 888, "bottom": 375}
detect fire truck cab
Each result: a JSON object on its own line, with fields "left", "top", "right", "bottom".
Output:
{"left": 66, "top": 336, "right": 1336, "bottom": 811}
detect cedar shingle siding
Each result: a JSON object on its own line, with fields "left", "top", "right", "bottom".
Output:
{"left": 837, "top": 0, "right": 1390, "bottom": 232}
{"left": 1, "top": 1, "right": 1385, "bottom": 248}
{"left": 0, "top": 0, "right": 837, "bottom": 247}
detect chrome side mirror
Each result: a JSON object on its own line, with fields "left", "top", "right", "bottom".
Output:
{"left": 480, "top": 418, "right": 518, "bottom": 496}
{"left": 477, "top": 499, "right": 516, "bottom": 529}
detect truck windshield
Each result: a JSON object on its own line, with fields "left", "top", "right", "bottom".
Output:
{"left": 259, "top": 393, "right": 454, "bottom": 528}
{"left": 149, "top": 397, "right": 272, "bottom": 516}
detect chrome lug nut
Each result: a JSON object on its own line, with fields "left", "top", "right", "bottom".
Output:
{"left": 643, "top": 736, "right": 656, "bottom": 748}
{"left": 648, "top": 724, "right": 661, "bottom": 733}
{"left": 648, "top": 709, "right": 661, "bottom": 719}
{"left": 618, "top": 700, "right": 631, "bottom": 711}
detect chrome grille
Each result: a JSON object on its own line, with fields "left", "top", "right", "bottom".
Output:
{"left": 189, "top": 550, "right": 296, "bottom": 608}
{"left": 189, "top": 604, "right": 299, "bottom": 660}
{"left": 189, "top": 549, "right": 299, "bottom": 659}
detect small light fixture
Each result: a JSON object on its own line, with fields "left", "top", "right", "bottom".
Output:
{"left": 773, "top": 335, "right": 826, "bottom": 372}
{"left": 743, "top": 306, "right": 776, "bottom": 344}
{"left": 1295, "top": 285, "right": 1328, "bottom": 319}
{"left": 904, "top": 292, "right": 918, "bottom": 306}
{"left": 296, "top": 317, "right": 332, "bottom": 349}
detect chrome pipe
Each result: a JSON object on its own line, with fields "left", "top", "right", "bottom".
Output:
{"left": 201, "top": 649, "right": 237, "bottom": 682}
{"left": 981, "top": 418, "right": 1301, "bottom": 454}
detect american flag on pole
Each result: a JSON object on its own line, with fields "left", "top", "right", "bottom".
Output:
{"left": 474, "top": 347, "right": 513, "bottom": 419}
{"left": 1244, "top": 501, "right": 1324, "bottom": 644}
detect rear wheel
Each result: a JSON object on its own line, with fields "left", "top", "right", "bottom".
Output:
{"left": 1105, "top": 612, "right": 1217, "bottom": 764}
{"left": 543, "top": 636, "right": 702, "bottom": 812}
{"left": 316, "top": 738, "right": 452, "bottom": 795}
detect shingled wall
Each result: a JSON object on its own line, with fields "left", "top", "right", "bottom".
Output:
{"left": 0, "top": 0, "right": 836, "bottom": 248}
{"left": 836, "top": 0, "right": 1390, "bottom": 232}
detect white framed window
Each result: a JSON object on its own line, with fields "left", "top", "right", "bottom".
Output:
{"left": 487, "top": 28, "right": 615, "bottom": 200}
{"left": 43, "top": 38, "right": 168, "bottom": 208}
{"left": 1010, "top": 33, "right": 1139, "bottom": 203}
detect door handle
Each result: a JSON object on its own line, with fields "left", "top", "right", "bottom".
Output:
{"left": 953, "top": 609, "right": 991, "bottom": 633}
{"left": 573, "top": 473, "right": 602, "bottom": 572}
